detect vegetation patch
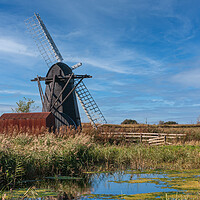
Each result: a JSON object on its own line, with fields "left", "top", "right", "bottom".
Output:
{"left": 84, "top": 192, "right": 200, "bottom": 199}
{"left": 1, "top": 187, "right": 58, "bottom": 199}
{"left": 84, "top": 193, "right": 162, "bottom": 199}
{"left": 1, "top": 126, "right": 200, "bottom": 199}
{"left": 1, "top": 132, "right": 200, "bottom": 185}
{"left": 109, "top": 178, "right": 153, "bottom": 184}
{"left": 45, "top": 176, "right": 82, "bottom": 180}
{"left": 122, "top": 192, "right": 200, "bottom": 200}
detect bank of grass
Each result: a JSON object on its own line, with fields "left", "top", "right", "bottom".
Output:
{"left": 0, "top": 130, "right": 200, "bottom": 183}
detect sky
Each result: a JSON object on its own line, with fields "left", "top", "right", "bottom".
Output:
{"left": 0, "top": 0, "right": 200, "bottom": 124}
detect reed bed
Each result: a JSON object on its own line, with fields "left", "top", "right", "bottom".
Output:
{"left": 0, "top": 128, "right": 200, "bottom": 185}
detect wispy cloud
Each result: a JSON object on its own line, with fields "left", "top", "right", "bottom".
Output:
{"left": 171, "top": 68, "right": 200, "bottom": 88}
{"left": 162, "top": 15, "right": 195, "bottom": 43}
{"left": 0, "top": 38, "right": 35, "bottom": 56}
{"left": 152, "top": 98, "right": 175, "bottom": 106}
{"left": 56, "top": 30, "right": 84, "bottom": 40}
{"left": 0, "top": 90, "right": 38, "bottom": 96}
{"left": 0, "top": 104, "right": 13, "bottom": 114}
{"left": 86, "top": 82, "right": 109, "bottom": 91}
{"left": 63, "top": 49, "right": 164, "bottom": 75}
{"left": 110, "top": 81, "right": 126, "bottom": 86}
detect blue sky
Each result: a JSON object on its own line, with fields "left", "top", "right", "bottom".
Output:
{"left": 1, "top": 0, "right": 200, "bottom": 124}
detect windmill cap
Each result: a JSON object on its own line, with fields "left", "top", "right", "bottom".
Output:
{"left": 46, "top": 62, "right": 72, "bottom": 78}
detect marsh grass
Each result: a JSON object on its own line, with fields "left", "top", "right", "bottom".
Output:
{"left": 0, "top": 128, "right": 200, "bottom": 184}
{"left": 1, "top": 124, "right": 200, "bottom": 199}
{"left": 0, "top": 123, "right": 200, "bottom": 197}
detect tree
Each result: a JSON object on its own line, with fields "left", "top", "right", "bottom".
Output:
{"left": 197, "top": 116, "right": 200, "bottom": 124}
{"left": 121, "top": 119, "right": 138, "bottom": 124}
{"left": 12, "top": 97, "right": 38, "bottom": 113}
{"left": 159, "top": 120, "right": 164, "bottom": 125}
{"left": 164, "top": 121, "right": 178, "bottom": 125}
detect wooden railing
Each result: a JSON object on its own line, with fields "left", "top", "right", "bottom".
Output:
{"left": 148, "top": 136, "right": 167, "bottom": 146}
{"left": 100, "top": 132, "right": 186, "bottom": 145}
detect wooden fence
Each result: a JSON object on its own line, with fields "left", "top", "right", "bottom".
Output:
{"left": 101, "top": 132, "right": 186, "bottom": 146}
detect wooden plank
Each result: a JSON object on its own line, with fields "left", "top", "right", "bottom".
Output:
{"left": 150, "top": 142, "right": 165, "bottom": 146}
{"left": 105, "top": 136, "right": 163, "bottom": 140}
{"left": 148, "top": 137, "right": 164, "bottom": 141}
{"left": 148, "top": 140, "right": 165, "bottom": 144}
{"left": 166, "top": 142, "right": 172, "bottom": 145}
{"left": 49, "top": 75, "right": 56, "bottom": 109}
{"left": 125, "top": 135, "right": 162, "bottom": 138}
{"left": 101, "top": 132, "right": 160, "bottom": 135}
{"left": 159, "top": 134, "right": 186, "bottom": 136}
{"left": 31, "top": 75, "right": 92, "bottom": 82}
{"left": 148, "top": 138, "right": 164, "bottom": 142}
{"left": 101, "top": 132, "right": 186, "bottom": 136}
{"left": 164, "top": 136, "right": 184, "bottom": 139}
{"left": 120, "top": 135, "right": 155, "bottom": 138}
{"left": 101, "top": 134, "right": 184, "bottom": 139}
{"left": 125, "top": 139, "right": 149, "bottom": 142}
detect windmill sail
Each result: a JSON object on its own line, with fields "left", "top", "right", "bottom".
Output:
{"left": 25, "top": 13, "right": 63, "bottom": 67}
{"left": 75, "top": 81, "right": 107, "bottom": 128}
{"left": 25, "top": 13, "right": 107, "bottom": 128}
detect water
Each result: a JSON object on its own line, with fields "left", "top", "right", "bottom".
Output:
{"left": 3, "top": 170, "right": 200, "bottom": 199}
{"left": 87, "top": 172, "right": 177, "bottom": 197}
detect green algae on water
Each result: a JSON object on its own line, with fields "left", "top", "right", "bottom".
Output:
{"left": 109, "top": 178, "right": 156, "bottom": 184}
{"left": 45, "top": 176, "right": 82, "bottom": 180}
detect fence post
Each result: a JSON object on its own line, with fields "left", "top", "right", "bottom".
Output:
{"left": 164, "top": 135, "right": 166, "bottom": 145}
{"left": 140, "top": 133, "right": 142, "bottom": 143}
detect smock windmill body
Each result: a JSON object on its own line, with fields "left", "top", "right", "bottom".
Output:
{"left": 25, "top": 13, "right": 107, "bottom": 129}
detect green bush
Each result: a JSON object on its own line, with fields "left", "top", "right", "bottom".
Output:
{"left": 121, "top": 119, "right": 138, "bottom": 124}
{"left": 11, "top": 97, "right": 38, "bottom": 113}
{"left": 164, "top": 121, "right": 178, "bottom": 125}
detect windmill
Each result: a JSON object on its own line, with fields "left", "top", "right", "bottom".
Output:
{"left": 25, "top": 13, "right": 107, "bottom": 129}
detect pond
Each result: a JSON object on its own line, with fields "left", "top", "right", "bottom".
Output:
{"left": 2, "top": 169, "right": 200, "bottom": 199}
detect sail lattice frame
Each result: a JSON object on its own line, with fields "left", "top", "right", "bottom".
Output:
{"left": 75, "top": 80, "right": 107, "bottom": 128}
{"left": 25, "top": 13, "right": 63, "bottom": 67}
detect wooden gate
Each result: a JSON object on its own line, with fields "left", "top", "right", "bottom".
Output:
{"left": 101, "top": 132, "right": 185, "bottom": 145}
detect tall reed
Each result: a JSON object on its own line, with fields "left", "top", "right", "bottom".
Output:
{"left": 0, "top": 130, "right": 200, "bottom": 184}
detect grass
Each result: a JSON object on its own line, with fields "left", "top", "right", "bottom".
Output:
{"left": 1, "top": 124, "right": 200, "bottom": 199}
{"left": 0, "top": 129, "right": 200, "bottom": 182}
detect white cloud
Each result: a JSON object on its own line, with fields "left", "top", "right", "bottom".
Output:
{"left": 63, "top": 49, "right": 164, "bottom": 75}
{"left": 171, "top": 68, "right": 200, "bottom": 88}
{"left": 86, "top": 82, "right": 108, "bottom": 91}
{"left": 0, "top": 90, "right": 38, "bottom": 96}
{"left": 192, "top": 103, "right": 200, "bottom": 107}
{"left": 0, "top": 38, "right": 35, "bottom": 57}
{"left": 0, "top": 103, "right": 14, "bottom": 114}
{"left": 152, "top": 99, "right": 175, "bottom": 106}
{"left": 111, "top": 81, "right": 126, "bottom": 86}
{"left": 56, "top": 30, "right": 84, "bottom": 39}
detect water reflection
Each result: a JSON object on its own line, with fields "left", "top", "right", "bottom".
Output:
{"left": 2, "top": 175, "right": 92, "bottom": 200}
{"left": 86, "top": 171, "right": 177, "bottom": 199}
{"left": 3, "top": 170, "right": 193, "bottom": 199}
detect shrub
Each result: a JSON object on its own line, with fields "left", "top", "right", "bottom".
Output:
{"left": 11, "top": 97, "right": 38, "bottom": 113}
{"left": 164, "top": 121, "right": 178, "bottom": 125}
{"left": 121, "top": 119, "right": 138, "bottom": 124}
